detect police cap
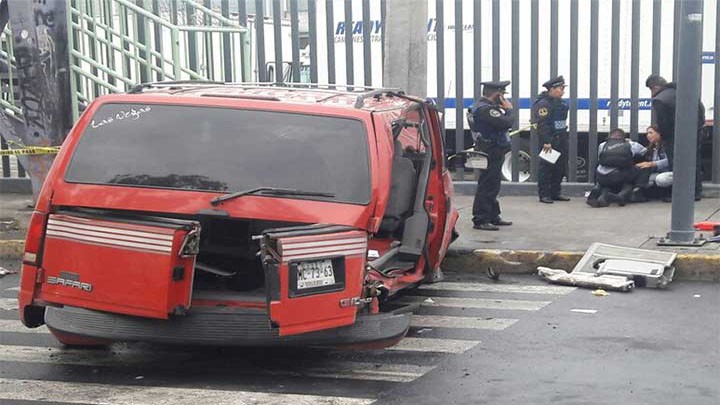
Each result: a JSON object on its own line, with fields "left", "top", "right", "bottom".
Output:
{"left": 543, "top": 75, "right": 567, "bottom": 89}
{"left": 481, "top": 80, "right": 510, "bottom": 93}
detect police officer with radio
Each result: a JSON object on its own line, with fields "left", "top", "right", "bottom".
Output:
{"left": 533, "top": 76, "right": 570, "bottom": 204}
{"left": 467, "top": 81, "right": 515, "bottom": 231}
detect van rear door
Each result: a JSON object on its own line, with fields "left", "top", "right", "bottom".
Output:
{"left": 39, "top": 212, "right": 200, "bottom": 319}
{"left": 260, "top": 225, "right": 368, "bottom": 336}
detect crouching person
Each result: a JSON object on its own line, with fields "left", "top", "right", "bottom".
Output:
{"left": 586, "top": 128, "right": 647, "bottom": 207}
{"left": 634, "top": 125, "right": 673, "bottom": 201}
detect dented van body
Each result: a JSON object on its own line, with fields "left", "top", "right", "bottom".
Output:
{"left": 18, "top": 83, "right": 458, "bottom": 347}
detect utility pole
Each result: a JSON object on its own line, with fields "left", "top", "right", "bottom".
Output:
{"left": 659, "top": 0, "right": 704, "bottom": 246}
{"left": 382, "top": 0, "right": 427, "bottom": 97}
{"left": 0, "top": 0, "right": 72, "bottom": 201}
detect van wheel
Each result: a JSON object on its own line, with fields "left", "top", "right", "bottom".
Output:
{"left": 48, "top": 327, "right": 111, "bottom": 348}
{"left": 501, "top": 149, "right": 532, "bottom": 182}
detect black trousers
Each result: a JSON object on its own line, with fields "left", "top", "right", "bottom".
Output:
{"left": 597, "top": 167, "right": 644, "bottom": 191}
{"left": 472, "top": 144, "right": 506, "bottom": 224}
{"left": 537, "top": 133, "right": 568, "bottom": 199}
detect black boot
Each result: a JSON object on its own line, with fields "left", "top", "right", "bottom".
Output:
{"left": 595, "top": 189, "right": 610, "bottom": 207}
{"left": 605, "top": 191, "right": 625, "bottom": 206}
{"left": 618, "top": 184, "right": 633, "bottom": 203}
{"left": 630, "top": 187, "right": 647, "bottom": 203}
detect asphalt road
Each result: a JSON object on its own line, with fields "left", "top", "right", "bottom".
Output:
{"left": 0, "top": 258, "right": 718, "bottom": 405}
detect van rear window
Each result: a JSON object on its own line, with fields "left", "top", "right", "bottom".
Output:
{"left": 64, "top": 103, "right": 371, "bottom": 204}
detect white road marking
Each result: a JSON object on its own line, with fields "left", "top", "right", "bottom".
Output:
{"left": 396, "top": 296, "right": 550, "bottom": 311}
{"left": 0, "top": 298, "right": 17, "bottom": 311}
{"left": 386, "top": 337, "right": 480, "bottom": 354}
{"left": 0, "top": 320, "right": 48, "bottom": 334}
{"left": 0, "top": 377, "right": 374, "bottom": 405}
{"left": 570, "top": 309, "right": 598, "bottom": 314}
{"left": 4, "top": 287, "right": 19, "bottom": 291}
{"left": 411, "top": 315, "right": 517, "bottom": 330}
{"left": 419, "top": 281, "right": 576, "bottom": 295}
{"left": 0, "top": 345, "right": 430, "bottom": 383}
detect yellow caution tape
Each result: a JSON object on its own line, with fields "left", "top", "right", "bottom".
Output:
{"left": 0, "top": 147, "right": 61, "bottom": 156}
{"left": 0, "top": 141, "right": 61, "bottom": 157}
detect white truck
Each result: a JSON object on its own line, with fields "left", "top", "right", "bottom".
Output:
{"left": 303, "top": 0, "right": 717, "bottom": 181}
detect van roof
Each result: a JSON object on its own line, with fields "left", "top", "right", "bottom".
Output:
{"left": 123, "top": 82, "right": 424, "bottom": 112}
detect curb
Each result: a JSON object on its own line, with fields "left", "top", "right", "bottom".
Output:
{"left": 443, "top": 249, "right": 720, "bottom": 282}
{"left": 0, "top": 240, "right": 25, "bottom": 260}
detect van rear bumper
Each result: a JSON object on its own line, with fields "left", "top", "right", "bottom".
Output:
{"left": 45, "top": 305, "right": 411, "bottom": 347}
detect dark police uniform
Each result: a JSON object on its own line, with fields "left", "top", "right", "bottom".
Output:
{"left": 532, "top": 75, "right": 569, "bottom": 203}
{"left": 468, "top": 81, "right": 515, "bottom": 230}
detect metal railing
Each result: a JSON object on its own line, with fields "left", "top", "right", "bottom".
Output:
{"left": 67, "top": 0, "right": 250, "bottom": 121}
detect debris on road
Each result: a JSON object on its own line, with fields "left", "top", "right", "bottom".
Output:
{"left": 423, "top": 298, "right": 436, "bottom": 304}
{"left": 537, "top": 267, "right": 635, "bottom": 291}
{"left": 0, "top": 267, "right": 18, "bottom": 277}
{"left": 486, "top": 266, "right": 500, "bottom": 281}
{"left": 693, "top": 294, "right": 702, "bottom": 298}
{"left": 570, "top": 309, "right": 598, "bottom": 314}
{"left": 592, "top": 289, "right": 609, "bottom": 297}
{"left": 537, "top": 243, "right": 677, "bottom": 291}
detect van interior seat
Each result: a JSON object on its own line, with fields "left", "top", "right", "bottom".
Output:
{"left": 379, "top": 139, "right": 417, "bottom": 235}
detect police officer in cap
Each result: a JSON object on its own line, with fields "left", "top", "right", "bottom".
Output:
{"left": 533, "top": 75, "right": 570, "bottom": 203}
{"left": 467, "top": 80, "right": 514, "bottom": 231}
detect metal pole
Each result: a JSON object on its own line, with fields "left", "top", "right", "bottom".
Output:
{"left": 308, "top": 0, "right": 318, "bottom": 83}
{"left": 550, "top": 0, "right": 558, "bottom": 77}
{"left": 588, "top": 0, "right": 599, "bottom": 184}
{"left": 473, "top": 0, "right": 481, "bottom": 100}
{"left": 610, "top": 0, "right": 619, "bottom": 131}
{"left": 492, "top": 0, "right": 499, "bottom": 81}
{"left": 568, "top": 0, "right": 578, "bottom": 182}
{"left": 511, "top": 0, "right": 519, "bottom": 182}
{"left": 529, "top": 0, "right": 538, "bottom": 181}
{"left": 665, "top": 0, "right": 704, "bottom": 245}
{"left": 713, "top": 0, "right": 720, "bottom": 184}
{"left": 630, "top": 0, "right": 640, "bottom": 141}
{"left": 652, "top": 0, "right": 661, "bottom": 74}
{"left": 290, "top": 0, "right": 300, "bottom": 82}
{"left": 436, "top": 0, "right": 445, "bottom": 129}
{"left": 362, "top": 0, "right": 371, "bottom": 86}
{"left": 255, "top": 0, "right": 266, "bottom": 82}
{"left": 325, "top": 0, "right": 335, "bottom": 84}
{"left": 454, "top": 0, "right": 464, "bottom": 180}
{"left": 344, "top": 0, "right": 353, "bottom": 87}
{"left": 272, "top": 0, "right": 283, "bottom": 83}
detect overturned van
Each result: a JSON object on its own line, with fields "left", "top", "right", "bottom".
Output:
{"left": 18, "top": 83, "right": 459, "bottom": 347}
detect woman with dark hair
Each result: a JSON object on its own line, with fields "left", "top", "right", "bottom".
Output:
{"left": 633, "top": 125, "right": 672, "bottom": 201}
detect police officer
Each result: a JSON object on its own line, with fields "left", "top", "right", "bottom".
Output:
{"left": 533, "top": 75, "right": 570, "bottom": 204}
{"left": 467, "top": 81, "right": 514, "bottom": 231}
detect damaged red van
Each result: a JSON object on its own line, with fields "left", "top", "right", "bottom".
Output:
{"left": 18, "top": 82, "right": 458, "bottom": 347}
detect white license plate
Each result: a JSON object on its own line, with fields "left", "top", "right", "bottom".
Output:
{"left": 296, "top": 259, "right": 335, "bottom": 290}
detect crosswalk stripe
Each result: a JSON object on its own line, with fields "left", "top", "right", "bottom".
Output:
{"left": 386, "top": 337, "right": 479, "bottom": 354}
{"left": 0, "top": 298, "right": 17, "bottom": 311}
{"left": 0, "top": 320, "right": 48, "bottom": 334}
{"left": 396, "top": 296, "right": 550, "bottom": 311}
{"left": 3, "top": 287, "right": 19, "bottom": 292}
{"left": 419, "top": 282, "right": 576, "bottom": 295}
{"left": 0, "top": 377, "right": 375, "bottom": 405}
{"left": 411, "top": 315, "right": 517, "bottom": 330}
{"left": 0, "top": 345, "right": 431, "bottom": 383}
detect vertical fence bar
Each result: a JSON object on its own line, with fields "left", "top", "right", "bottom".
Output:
{"left": 344, "top": 0, "right": 353, "bottom": 87}
{"left": 380, "top": 0, "right": 386, "bottom": 73}
{"left": 672, "top": 0, "right": 681, "bottom": 79}
{"left": 187, "top": 3, "right": 198, "bottom": 74}
{"left": 362, "top": 0, "right": 371, "bottom": 86}
{"left": 255, "top": 0, "right": 266, "bottom": 81}
{"left": 143, "top": 0, "right": 153, "bottom": 82}
{"left": 436, "top": 0, "right": 445, "bottom": 130}
{"left": 588, "top": 0, "right": 599, "bottom": 183}
{"left": 652, "top": 0, "right": 661, "bottom": 74}
{"left": 630, "top": 0, "right": 640, "bottom": 141}
{"left": 530, "top": 0, "right": 539, "bottom": 181}
{"left": 473, "top": 0, "right": 481, "bottom": 100}
{"left": 290, "top": 0, "right": 300, "bottom": 82}
{"left": 272, "top": 0, "right": 283, "bottom": 82}
{"left": 1, "top": 137, "right": 10, "bottom": 178}
{"left": 308, "top": 0, "right": 318, "bottom": 83}
{"left": 568, "top": 0, "right": 578, "bottom": 182}
{"left": 238, "top": 0, "right": 248, "bottom": 82}
{"left": 325, "top": 0, "right": 335, "bottom": 84}
{"left": 550, "top": 0, "right": 558, "bottom": 77}
{"left": 119, "top": 4, "right": 132, "bottom": 88}
{"left": 152, "top": 0, "right": 163, "bottom": 81}
{"left": 511, "top": 0, "right": 519, "bottom": 182}
{"left": 238, "top": 0, "right": 247, "bottom": 26}
{"left": 492, "top": 0, "right": 499, "bottom": 80}
{"left": 171, "top": 28, "right": 181, "bottom": 78}
{"left": 713, "top": 0, "right": 720, "bottom": 183}
{"left": 454, "top": 0, "right": 464, "bottom": 179}
{"left": 610, "top": 0, "right": 619, "bottom": 131}
{"left": 222, "top": 0, "right": 233, "bottom": 82}
{"left": 103, "top": 0, "right": 117, "bottom": 86}
{"left": 88, "top": 0, "right": 101, "bottom": 96}
{"left": 204, "top": 0, "right": 214, "bottom": 79}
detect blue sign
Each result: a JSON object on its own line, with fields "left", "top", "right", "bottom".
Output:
{"left": 702, "top": 52, "right": 715, "bottom": 64}
{"left": 443, "top": 98, "right": 654, "bottom": 110}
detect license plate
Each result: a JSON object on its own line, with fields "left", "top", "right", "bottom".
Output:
{"left": 296, "top": 259, "right": 335, "bottom": 290}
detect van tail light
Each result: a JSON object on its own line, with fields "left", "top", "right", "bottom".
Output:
{"left": 23, "top": 211, "right": 48, "bottom": 266}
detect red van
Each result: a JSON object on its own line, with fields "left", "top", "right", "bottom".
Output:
{"left": 18, "top": 83, "right": 458, "bottom": 347}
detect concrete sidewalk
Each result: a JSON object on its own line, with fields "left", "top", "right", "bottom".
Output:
{"left": 1, "top": 191, "right": 719, "bottom": 280}
{"left": 446, "top": 195, "right": 720, "bottom": 281}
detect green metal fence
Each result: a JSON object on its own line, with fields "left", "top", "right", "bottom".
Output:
{"left": 66, "top": 0, "right": 250, "bottom": 120}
